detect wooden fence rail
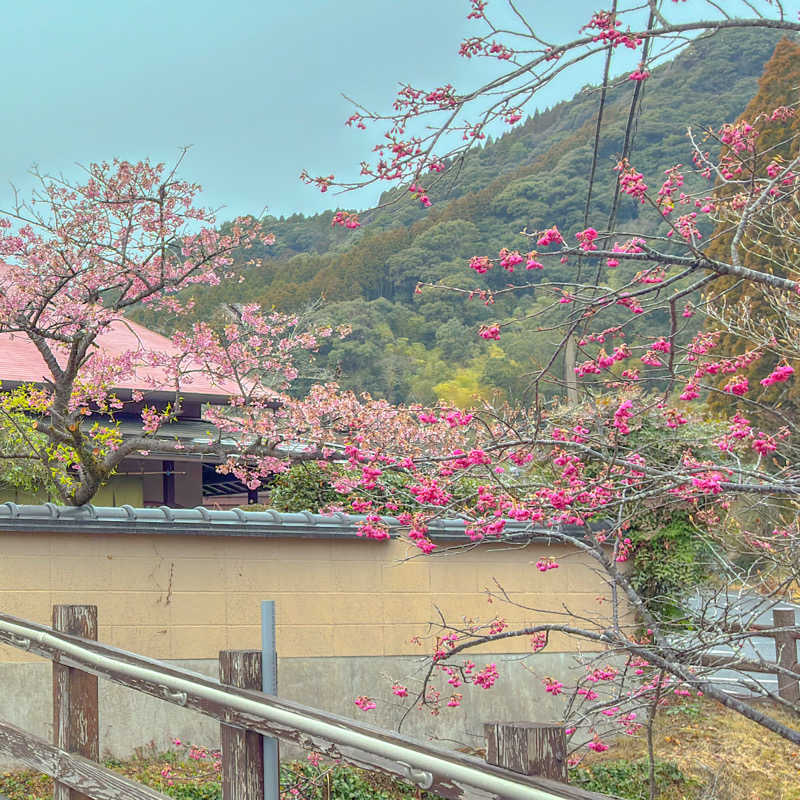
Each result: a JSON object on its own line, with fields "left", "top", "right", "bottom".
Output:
{"left": 0, "top": 721, "right": 171, "bottom": 800}
{"left": 0, "top": 606, "right": 609, "bottom": 800}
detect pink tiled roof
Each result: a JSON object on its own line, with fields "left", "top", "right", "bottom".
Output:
{"left": 0, "top": 317, "right": 236, "bottom": 402}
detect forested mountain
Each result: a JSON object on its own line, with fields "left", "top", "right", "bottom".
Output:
{"left": 704, "top": 37, "right": 800, "bottom": 422}
{"left": 135, "top": 29, "right": 792, "bottom": 406}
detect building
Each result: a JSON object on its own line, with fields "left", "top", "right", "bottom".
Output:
{"left": 0, "top": 317, "right": 262, "bottom": 508}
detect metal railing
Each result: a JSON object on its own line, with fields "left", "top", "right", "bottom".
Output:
{"left": 0, "top": 607, "right": 610, "bottom": 800}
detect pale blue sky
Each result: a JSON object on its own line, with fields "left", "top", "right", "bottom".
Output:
{"left": 0, "top": 1, "right": 702, "bottom": 221}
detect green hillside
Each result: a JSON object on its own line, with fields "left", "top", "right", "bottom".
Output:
{"left": 135, "top": 28, "right": 790, "bottom": 406}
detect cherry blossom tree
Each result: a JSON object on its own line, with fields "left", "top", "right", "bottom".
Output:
{"left": 0, "top": 154, "right": 314, "bottom": 504}
{"left": 0, "top": 156, "right": 472, "bottom": 508}
{"left": 1, "top": 0, "right": 799, "bottom": 762}
{"left": 298, "top": 0, "right": 800, "bottom": 757}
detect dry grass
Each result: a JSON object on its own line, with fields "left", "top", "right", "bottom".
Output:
{"left": 585, "top": 697, "right": 800, "bottom": 800}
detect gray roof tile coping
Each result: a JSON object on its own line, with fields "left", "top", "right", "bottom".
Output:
{"left": 0, "top": 503, "right": 599, "bottom": 543}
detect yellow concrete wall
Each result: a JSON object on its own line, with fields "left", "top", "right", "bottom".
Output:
{"left": 0, "top": 475, "right": 143, "bottom": 508}
{"left": 0, "top": 532, "right": 622, "bottom": 663}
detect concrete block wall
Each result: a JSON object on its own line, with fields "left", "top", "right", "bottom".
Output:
{"left": 0, "top": 528, "right": 628, "bottom": 764}
{"left": 0, "top": 531, "right": 616, "bottom": 663}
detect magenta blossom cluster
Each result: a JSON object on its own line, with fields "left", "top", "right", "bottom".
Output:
{"left": 760, "top": 364, "right": 794, "bottom": 386}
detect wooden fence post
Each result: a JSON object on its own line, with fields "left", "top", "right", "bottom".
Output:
{"left": 52, "top": 605, "right": 99, "bottom": 800}
{"left": 484, "top": 722, "right": 568, "bottom": 783}
{"left": 219, "top": 650, "right": 266, "bottom": 800}
{"left": 773, "top": 608, "right": 800, "bottom": 703}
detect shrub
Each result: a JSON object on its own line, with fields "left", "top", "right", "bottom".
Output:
{"left": 570, "top": 758, "right": 697, "bottom": 800}
{"left": 629, "top": 514, "right": 710, "bottom": 620}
